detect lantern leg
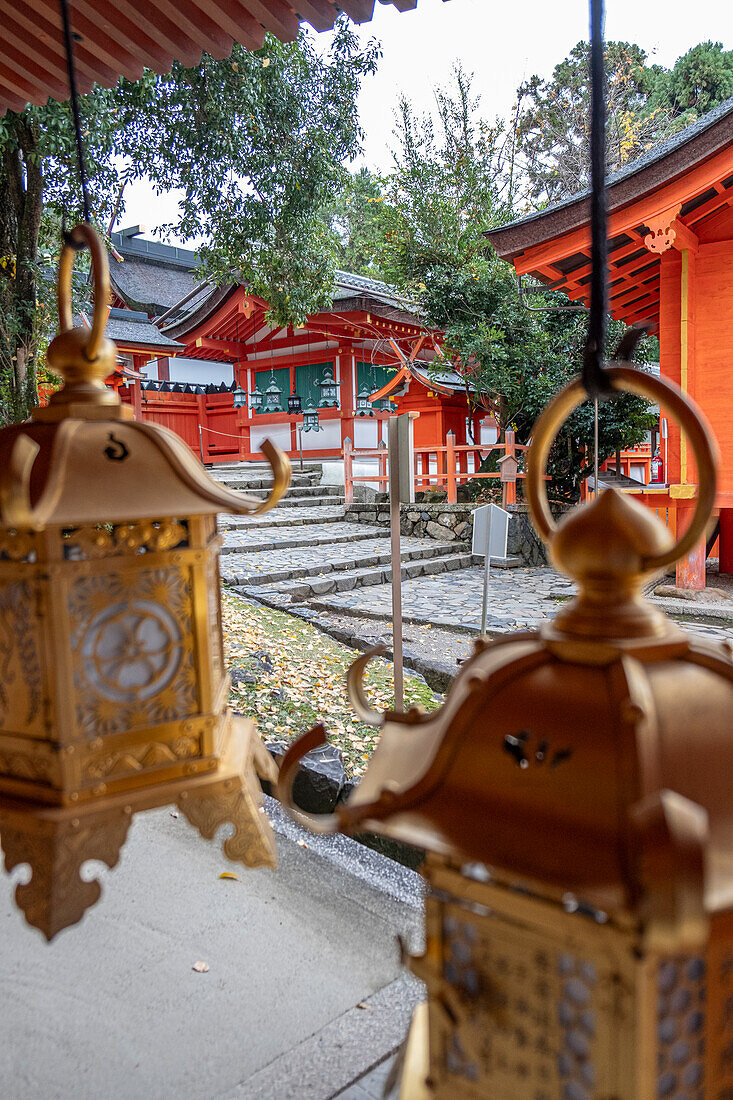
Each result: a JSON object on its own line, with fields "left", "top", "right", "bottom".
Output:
{"left": 176, "top": 715, "right": 277, "bottom": 869}
{"left": 0, "top": 805, "right": 132, "bottom": 941}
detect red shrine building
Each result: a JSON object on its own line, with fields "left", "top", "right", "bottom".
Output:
{"left": 488, "top": 95, "right": 733, "bottom": 589}
{"left": 105, "top": 226, "right": 483, "bottom": 464}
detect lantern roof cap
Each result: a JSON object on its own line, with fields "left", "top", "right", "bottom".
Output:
{"left": 0, "top": 417, "right": 289, "bottom": 529}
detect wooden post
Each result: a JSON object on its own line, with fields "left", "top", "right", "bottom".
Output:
{"left": 388, "top": 417, "right": 404, "bottom": 712}
{"left": 505, "top": 429, "right": 517, "bottom": 506}
{"left": 378, "top": 440, "right": 387, "bottom": 493}
{"left": 446, "top": 431, "right": 457, "bottom": 504}
{"left": 344, "top": 437, "right": 353, "bottom": 504}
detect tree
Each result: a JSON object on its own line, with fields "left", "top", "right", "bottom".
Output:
{"left": 652, "top": 41, "right": 733, "bottom": 118}
{"left": 377, "top": 64, "right": 510, "bottom": 286}
{"left": 376, "top": 67, "right": 656, "bottom": 501}
{"left": 0, "top": 18, "right": 379, "bottom": 424}
{"left": 515, "top": 39, "right": 733, "bottom": 208}
{"left": 515, "top": 41, "right": 675, "bottom": 205}
{"left": 331, "top": 167, "right": 389, "bottom": 277}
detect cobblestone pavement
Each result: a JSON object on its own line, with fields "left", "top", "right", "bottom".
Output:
{"left": 314, "top": 565, "right": 573, "bottom": 632}
{"left": 312, "top": 565, "right": 733, "bottom": 645}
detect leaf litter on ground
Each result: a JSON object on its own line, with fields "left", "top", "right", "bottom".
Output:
{"left": 222, "top": 587, "right": 441, "bottom": 777}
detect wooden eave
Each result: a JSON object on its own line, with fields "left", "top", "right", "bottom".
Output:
{"left": 0, "top": 0, "right": 422, "bottom": 117}
{"left": 487, "top": 101, "right": 733, "bottom": 332}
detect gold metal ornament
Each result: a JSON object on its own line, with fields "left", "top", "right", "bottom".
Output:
{"left": 0, "top": 224, "right": 291, "bottom": 939}
{"left": 279, "top": 367, "right": 733, "bottom": 1098}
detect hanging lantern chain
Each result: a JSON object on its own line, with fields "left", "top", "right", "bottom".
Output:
{"left": 582, "top": 0, "right": 613, "bottom": 402}
{"left": 59, "top": 0, "right": 92, "bottom": 237}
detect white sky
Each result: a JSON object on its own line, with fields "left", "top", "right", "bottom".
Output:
{"left": 121, "top": 0, "right": 733, "bottom": 244}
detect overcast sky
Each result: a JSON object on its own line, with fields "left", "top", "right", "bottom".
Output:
{"left": 120, "top": 0, "right": 733, "bottom": 244}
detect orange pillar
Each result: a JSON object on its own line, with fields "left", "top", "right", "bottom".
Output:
{"left": 676, "top": 507, "right": 706, "bottom": 590}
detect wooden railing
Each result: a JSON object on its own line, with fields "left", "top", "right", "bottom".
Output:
{"left": 344, "top": 429, "right": 529, "bottom": 505}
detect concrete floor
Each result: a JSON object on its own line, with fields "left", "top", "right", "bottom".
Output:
{"left": 0, "top": 801, "right": 423, "bottom": 1100}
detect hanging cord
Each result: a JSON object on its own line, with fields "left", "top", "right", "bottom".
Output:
{"left": 581, "top": 0, "right": 614, "bottom": 401}
{"left": 59, "top": 0, "right": 91, "bottom": 246}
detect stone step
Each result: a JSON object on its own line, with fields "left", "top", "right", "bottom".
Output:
{"left": 274, "top": 495, "right": 345, "bottom": 509}
{"left": 233, "top": 549, "right": 474, "bottom": 600}
{"left": 208, "top": 461, "right": 324, "bottom": 476}
{"left": 221, "top": 536, "right": 455, "bottom": 588}
{"left": 220, "top": 521, "right": 387, "bottom": 555}
{"left": 220, "top": 506, "right": 347, "bottom": 531}
{"left": 214, "top": 473, "right": 321, "bottom": 491}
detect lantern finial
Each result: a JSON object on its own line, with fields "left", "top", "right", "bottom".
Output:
{"left": 40, "top": 223, "right": 125, "bottom": 420}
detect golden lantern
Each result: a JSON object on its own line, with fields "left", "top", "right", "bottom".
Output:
{"left": 0, "top": 224, "right": 291, "bottom": 939}
{"left": 279, "top": 366, "right": 733, "bottom": 1098}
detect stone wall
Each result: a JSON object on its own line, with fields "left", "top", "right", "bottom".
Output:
{"left": 344, "top": 500, "right": 569, "bottom": 566}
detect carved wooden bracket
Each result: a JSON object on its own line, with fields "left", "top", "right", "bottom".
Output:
{"left": 644, "top": 206, "right": 682, "bottom": 253}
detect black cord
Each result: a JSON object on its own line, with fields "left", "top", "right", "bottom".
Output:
{"left": 59, "top": 0, "right": 91, "bottom": 239}
{"left": 582, "top": 0, "right": 614, "bottom": 400}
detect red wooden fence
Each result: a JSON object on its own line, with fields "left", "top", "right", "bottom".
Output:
{"left": 344, "top": 429, "right": 528, "bottom": 505}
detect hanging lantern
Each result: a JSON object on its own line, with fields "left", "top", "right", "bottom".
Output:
{"left": 301, "top": 399, "right": 321, "bottom": 433}
{"left": 232, "top": 384, "right": 248, "bottom": 409}
{"left": 354, "top": 384, "right": 375, "bottom": 418}
{"left": 249, "top": 382, "right": 264, "bottom": 414}
{"left": 264, "top": 371, "right": 283, "bottom": 413}
{"left": 316, "top": 366, "right": 340, "bottom": 408}
{"left": 288, "top": 391, "right": 302, "bottom": 415}
{"left": 279, "top": 367, "right": 733, "bottom": 1097}
{"left": 0, "top": 225, "right": 291, "bottom": 939}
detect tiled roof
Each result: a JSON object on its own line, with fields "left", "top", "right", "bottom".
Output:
{"left": 332, "top": 270, "right": 415, "bottom": 311}
{"left": 78, "top": 308, "right": 184, "bottom": 351}
{"left": 110, "top": 230, "right": 200, "bottom": 317}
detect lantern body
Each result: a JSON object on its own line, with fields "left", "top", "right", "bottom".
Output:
{"left": 288, "top": 393, "right": 302, "bottom": 415}
{"left": 317, "top": 367, "right": 340, "bottom": 408}
{"left": 0, "top": 412, "right": 290, "bottom": 938}
{"left": 279, "top": 368, "right": 733, "bottom": 1099}
{"left": 355, "top": 385, "right": 375, "bottom": 417}
{"left": 250, "top": 385, "right": 264, "bottom": 413}
{"left": 302, "top": 402, "right": 321, "bottom": 432}
{"left": 232, "top": 385, "right": 247, "bottom": 408}
{"left": 407, "top": 856, "right": 718, "bottom": 1099}
{"left": 264, "top": 378, "right": 283, "bottom": 413}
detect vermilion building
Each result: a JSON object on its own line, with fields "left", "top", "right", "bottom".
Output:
{"left": 107, "top": 227, "right": 484, "bottom": 463}
{"left": 488, "top": 96, "right": 733, "bottom": 588}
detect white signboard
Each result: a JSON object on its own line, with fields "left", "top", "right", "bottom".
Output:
{"left": 472, "top": 503, "right": 510, "bottom": 559}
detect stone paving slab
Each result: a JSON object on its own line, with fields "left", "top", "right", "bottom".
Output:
{"left": 0, "top": 800, "right": 423, "bottom": 1100}
{"left": 221, "top": 522, "right": 386, "bottom": 553}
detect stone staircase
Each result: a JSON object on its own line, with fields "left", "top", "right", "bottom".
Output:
{"left": 208, "top": 460, "right": 474, "bottom": 605}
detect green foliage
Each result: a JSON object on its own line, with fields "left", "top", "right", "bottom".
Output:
{"left": 651, "top": 41, "right": 733, "bottom": 117}
{"left": 0, "top": 17, "right": 378, "bottom": 423}
{"left": 377, "top": 65, "right": 510, "bottom": 286}
{"left": 331, "top": 167, "right": 390, "bottom": 277}
{"left": 515, "top": 39, "right": 733, "bottom": 207}
{"left": 368, "top": 66, "right": 656, "bottom": 501}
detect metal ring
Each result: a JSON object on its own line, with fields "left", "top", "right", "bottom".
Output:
{"left": 57, "top": 222, "right": 110, "bottom": 363}
{"left": 525, "top": 366, "right": 718, "bottom": 574}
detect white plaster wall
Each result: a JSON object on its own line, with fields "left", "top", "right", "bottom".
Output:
{"left": 354, "top": 419, "right": 379, "bottom": 449}
{"left": 166, "top": 358, "right": 234, "bottom": 386}
{"left": 301, "top": 421, "right": 341, "bottom": 451}
{"left": 249, "top": 423, "right": 292, "bottom": 454}
{"left": 320, "top": 461, "right": 345, "bottom": 487}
